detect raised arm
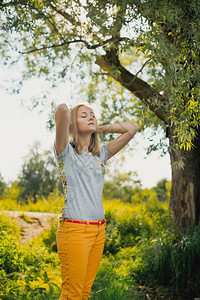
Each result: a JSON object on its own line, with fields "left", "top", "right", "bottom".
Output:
{"left": 97, "top": 122, "right": 138, "bottom": 160}
{"left": 54, "top": 103, "right": 71, "bottom": 156}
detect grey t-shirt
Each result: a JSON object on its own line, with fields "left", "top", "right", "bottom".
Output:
{"left": 53, "top": 142, "right": 109, "bottom": 221}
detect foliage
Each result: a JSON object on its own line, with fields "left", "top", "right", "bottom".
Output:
{"left": 153, "top": 178, "right": 171, "bottom": 202}
{"left": 103, "top": 199, "right": 169, "bottom": 255}
{"left": 0, "top": 195, "right": 200, "bottom": 299}
{"left": 4, "top": 181, "right": 20, "bottom": 201}
{"left": 0, "top": 232, "right": 24, "bottom": 274}
{"left": 0, "top": 173, "right": 7, "bottom": 198}
{"left": 0, "top": 173, "right": 170, "bottom": 213}
{"left": 103, "top": 170, "right": 141, "bottom": 203}
{"left": 17, "top": 142, "right": 62, "bottom": 202}
{"left": 19, "top": 213, "right": 35, "bottom": 224}
{"left": 0, "top": 213, "right": 21, "bottom": 237}
{"left": 103, "top": 171, "right": 170, "bottom": 204}
{"left": 0, "top": 231, "right": 61, "bottom": 299}
{"left": 0, "top": 192, "right": 63, "bottom": 213}
{"left": 39, "top": 220, "right": 58, "bottom": 252}
{"left": 136, "top": 224, "right": 200, "bottom": 296}
{"left": 1, "top": 0, "right": 200, "bottom": 233}
{"left": 0, "top": 0, "right": 199, "bottom": 151}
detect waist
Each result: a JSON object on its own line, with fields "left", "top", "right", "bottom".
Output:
{"left": 63, "top": 218, "right": 106, "bottom": 225}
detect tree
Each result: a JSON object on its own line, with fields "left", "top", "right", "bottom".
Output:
{"left": 0, "top": 0, "right": 200, "bottom": 232}
{"left": 154, "top": 179, "right": 169, "bottom": 203}
{"left": 18, "top": 142, "right": 62, "bottom": 202}
{"left": 0, "top": 173, "right": 7, "bottom": 198}
{"left": 103, "top": 171, "right": 141, "bottom": 202}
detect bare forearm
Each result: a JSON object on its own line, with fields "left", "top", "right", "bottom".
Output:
{"left": 97, "top": 122, "right": 138, "bottom": 135}
{"left": 55, "top": 103, "right": 71, "bottom": 121}
{"left": 55, "top": 103, "right": 71, "bottom": 155}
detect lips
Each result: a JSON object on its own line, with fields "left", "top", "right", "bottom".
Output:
{"left": 88, "top": 123, "right": 95, "bottom": 125}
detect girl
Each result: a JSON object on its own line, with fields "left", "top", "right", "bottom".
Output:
{"left": 54, "top": 102, "right": 138, "bottom": 300}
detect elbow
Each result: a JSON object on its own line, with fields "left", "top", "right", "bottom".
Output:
{"left": 57, "top": 103, "right": 70, "bottom": 113}
{"left": 134, "top": 122, "right": 139, "bottom": 131}
{"left": 55, "top": 103, "right": 70, "bottom": 119}
{"left": 129, "top": 122, "right": 138, "bottom": 136}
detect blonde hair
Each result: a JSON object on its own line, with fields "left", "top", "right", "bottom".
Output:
{"left": 69, "top": 103, "right": 101, "bottom": 156}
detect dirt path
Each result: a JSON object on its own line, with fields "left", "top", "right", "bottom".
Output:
{"left": 1, "top": 211, "right": 59, "bottom": 244}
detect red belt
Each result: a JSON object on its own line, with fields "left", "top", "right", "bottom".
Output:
{"left": 63, "top": 218, "right": 106, "bottom": 225}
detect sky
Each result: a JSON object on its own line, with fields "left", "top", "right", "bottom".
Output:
{"left": 0, "top": 85, "right": 171, "bottom": 188}
{"left": 0, "top": 54, "right": 171, "bottom": 188}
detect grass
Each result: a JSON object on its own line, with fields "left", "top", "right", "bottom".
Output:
{"left": 0, "top": 195, "right": 200, "bottom": 299}
{"left": 19, "top": 213, "right": 35, "bottom": 223}
{"left": 0, "top": 192, "right": 64, "bottom": 213}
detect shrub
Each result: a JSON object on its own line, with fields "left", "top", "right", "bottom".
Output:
{"left": 40, "top": 221, "right": 59, "bottom": 252}
{"left": 0, "top": 213, "right": 21, "bottom": 236}
{"left": 0, "top": 232, "right": 24, "bottom": 274}
{"left": 104, "top": 210, "right": 121, "bottom": 254}
{"left": 118, "top": 216, "right": 151, "bottom": 248}
{"left": 0, "top": 269, "right": 61, "bottom": 300}
{"left": 0, "top": 192, "right": 63, "bottom": 213}
{"left": 0, "top": 231, "right": 60, "bottom": 298}
{"left": 135, "top": 224, "right": 200, "bottom": 296}
{"left": 104, "top": 202, "right": 169, "bottom": 255}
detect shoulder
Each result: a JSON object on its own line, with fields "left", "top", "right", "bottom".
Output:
{"left": 54, "top": 142, "right": 76, "bottom": 160}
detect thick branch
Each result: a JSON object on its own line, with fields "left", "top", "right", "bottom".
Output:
{"left": 96, "top": 50, "right": 168, "bottom": 124}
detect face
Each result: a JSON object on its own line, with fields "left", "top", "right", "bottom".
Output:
{"left": 76, "top": 105, "right": 97, "bottom": 134}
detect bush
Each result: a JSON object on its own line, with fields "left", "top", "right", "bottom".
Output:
{"left": 1, "top": 195, "right": 199, "bottom": 299}
{"left": 0, "top": 213, "right": 21, "bottom": 236}
{"left": 0, "top": 225, "right": 60, "bottom": 298}
{"left": 104, "top": 210, "right": 121, "bottom": 254}
{"left": 103, "top": 201, "right": 170, "bottom": 255}
{"left": 0, "top": 193, "right": 63, "bottom": 213}
{"left": 40, "top": 221, "right": 58, "bottom": 252}
{"left": 118, "top": 216, "right": 151, "bottom": 248}
{"left": 0, "top": 232, "right": 24, "bottom": 274}
{"left": 135, "top": 224, "right": 200, "bottom": 297}
{"left": 0, "top": 269, "right": 61, "bottom": 300}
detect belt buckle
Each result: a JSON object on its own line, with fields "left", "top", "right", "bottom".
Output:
{"left": 99, "top": 221, "right": 101, "bottom": 224}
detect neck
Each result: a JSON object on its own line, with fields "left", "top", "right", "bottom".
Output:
{"left": 78, "top": 133, "right": 91, "bottom": 152}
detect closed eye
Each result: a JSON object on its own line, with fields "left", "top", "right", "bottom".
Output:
{"left": 80, "top": 111, "right": 95, "bottom": 118}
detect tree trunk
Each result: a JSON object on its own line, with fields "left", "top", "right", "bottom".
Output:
{"left": 96, "top": 51, "right": 200, "bottom": 233}
{"left": 169, "top": 128, "right": 200, "bottom": 233}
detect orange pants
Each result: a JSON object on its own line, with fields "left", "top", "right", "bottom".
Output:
{"left": 56, "top": 219, "right": 106, "bottom": 300}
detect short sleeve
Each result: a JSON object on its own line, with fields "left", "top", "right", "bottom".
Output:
{"left": 53, "top": 142, "right": 72, "bottom": 161}
{"left": 100, "top": 144, "right": 109, "bottom": 165}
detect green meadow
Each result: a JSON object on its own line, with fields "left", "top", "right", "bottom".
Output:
{"left": 1, "top": 182, "right": 200, "bottom": 300}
